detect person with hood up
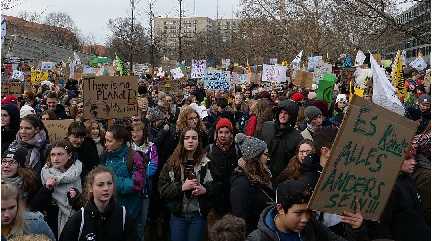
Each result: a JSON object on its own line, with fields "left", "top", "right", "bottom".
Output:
{"left": 246, "top": 180, "right": 367, "bottom": 241}
{"left": 260, "top": 100, "right": 303, "bottom": 180}
{"left": 231, "top": 133, "right": 274, "bottom": 234}
{"left": 2, "top": 103, "right": 20, "bottom": 153}
{"left": 301, "top": 106, "right": 323, "bottom": 141}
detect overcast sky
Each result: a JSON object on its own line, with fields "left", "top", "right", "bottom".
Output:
{"left": 4, "top": 0, "right": 241, "bottom": 44}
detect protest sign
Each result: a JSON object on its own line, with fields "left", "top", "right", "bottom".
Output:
{"left": 269, "top": 58, "right": 278, "bottom": 65}
{"left": 231, "top": 72, "right": 248, "bottom": 85}
{"left": 409, "top": 56, "right": 427, "bottom": 71}
{"left": 391, "top": 51, "right": 406, "bottom": 99}
{"left": 133, "top": 64, "right": 149, "bottom": 76}
{"left": 308, "top": 96, "right": 417, "bottom": 220}
{"left": 316, "top": 73, "right": 336, "bottom": 106}
{"left": 1, "top": 82, "right": 22, "bottom": 95}
{"left": 262, "top": 64, "right": 287, "bottom": 83}
{"left": 307, "top": 56, "right": 322, "bottom": 71}
{"left": 82, "top": 65, "right": 96, "bottom": 77}
{"left": 222, "top": 59, "right": 231, "bottom": 69}
{"left": 191, "top": 60, "right": 207, "bottom": 79}
{"left": 82, "top": 76, "right": 138, "bottom": 119}
{"left": 30, "top": 71, "right": 49, "bottom": 85}
{"left": 170, "top": 67, "right": 184, "bottom": 80}
{"left": 43, "top": 119, "right": 74, "bottom": 143}
{"left": 11, "top": 70, "right": 25, "bottom": 81}
{"left": 314, "top": 63, "right": 333, "bottom": 84}
{"left": 293, "top": 71, "right": 313, "bottom": 88}
{"left": 203, "top": 71, "right": 231, "bottom": 91}
{"left": 41, "top": 62, "right": 55, "bottom": 71}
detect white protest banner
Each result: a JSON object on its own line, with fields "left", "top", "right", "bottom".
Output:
{"left": 409, "top": 56, "right": 428, "bottom": 71}
{"left": 82, "top": 65, "right": 96, "bottom": 77}
{"left": 355, "top": 50, "right": 366, "bottom": 66}
{"left": 11, "top": 70, "right": 25, "bottom": 81}
{"left": 262, "top": 64, "right": 287, "bottom": 83}
{"left": 269, "top": 58, "right": 278, "bottom": 65}
{"left": 313, "top": 62, "right": 333, "bottom": 84}
{"left": 170, "top": 67, "right": 184, "bottom": 80}
{"left": 203, "top": 71, "right": 231, "bottom": 91}
{"left": 291, "top": 50, "right": 303, "bottom": 70}
{"left": 41, "top": 62, "right": 56, "bottom": 71}
{"left": 307, "top": 56, "right": 322, "bottom": 71}
{"left": 156, "top": 67, "right": 165, "bottom": 78}
{"left": 133, "top": 64, "right": 149, "bottom": 76}
{"left": 191, "top": 60, "right": 207, "bottom": 79}
{"left": 222, "top": 59, "right": 231, "bottom": 69}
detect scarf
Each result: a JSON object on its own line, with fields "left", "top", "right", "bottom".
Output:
{"left": 15, "top": 130, "right": 47, "bottom": 169}
{"left": 1, "top": 175, "right": 23, "bottom": 189}
{"left": 215, "top": 134, "right": 233, "bottom": 152}
{"left": 41, "top": 160, "right": 82, "bottom": 237}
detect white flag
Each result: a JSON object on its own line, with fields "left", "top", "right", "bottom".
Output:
{"left": 354, "top": 50, "right": 366, "bottom": 66}
{"left": 292, "top": 50, "right": 303, "bottom": 66}
{"left": 401, "top": 50, "right": 407, "bottom": 66}
{"left": 370, "top": 53, "right": 405, "bottom": 116}
{"left": 409, "top": 56, "right": 427, "bottom": 71}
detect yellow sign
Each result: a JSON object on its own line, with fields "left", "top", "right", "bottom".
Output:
{"left": 30, "top": 71, "right": 49, "bottom": 84}
{"left": 354, "top": 87, "right": 365, "bottom": 97}
{"left": 391, "top": 50, "right": 407, "bottom": 99}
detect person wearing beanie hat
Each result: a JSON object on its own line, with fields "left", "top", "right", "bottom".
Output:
{"left": 301, "top": 106, "right": 323, "bottom": 141}
{"left": 2, "top": 95, "right": 18, "bottom": 105}
{"left": 290, "top": 92, "right": 304, "bottom": 102}
{"left": 2, "top": 103, "right": 20, "bottom": 153}
{"left": 416, "top": 94, "right": 431, "bottom": 134}
{"left": 207, "top": 117, "right": 241, "bottom": 216}
{"left": 259, "top": 100, "right": 303, "bottom": 179}
{"left": 20, "top": 104, "right": 36, "bottom": 118}
{"left": 231, "top": 133, "right": 274, "bottom": 233}
{"left": 307, "top": 91, "right": 317, "bottom": 100}
{"left": 246, "top": 179, "right": 367, "bottom": 241}
{"left": 330, "top": 94, "right": 349, "bottom": 127}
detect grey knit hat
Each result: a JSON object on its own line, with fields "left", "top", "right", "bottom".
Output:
{"left": 304, "top": 106, "right": 322, "bottom": 123}
{"left": 235, "top": 133, "right": 267, "bottom": 161}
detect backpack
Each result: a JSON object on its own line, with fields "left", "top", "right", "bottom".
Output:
{"left": 77, "top": 206, "right": 126, "bottom": 240}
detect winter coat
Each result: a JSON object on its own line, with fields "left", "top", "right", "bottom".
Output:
{"left": 375, "top": 173, "right": 430, "bottom": 241}
{"left": 151, "top": 124, "right": 178, "bottom": 172}
{"left": 260, "top": 121, "right": 303, "bottom": 179}
{"left": 59, "top": 199, "right": 137, "bottom": 241}
{"left": 207, "top": 143, "right": 241, "bottom": 215}
{"left": 231, "top": 168, "right": 275, "bottom": 234}
{"left": 71, "top": 137, "right": 100, "bottom": 184}
{"left": 3, "top": 211, "right": 56, "bottom": 241}
{"left": 102, "top": 144, "right": 145, "bottom": 221}
{"left": 158, "top": 156, "right": 216, "bottom": 216}
{"left": 8, "top": 129, "right": 50, "bottom": 177}
{"left": 92, "top": 137, "right": 105, "bottom": 158}
{"left": 1, "top": 104, "right": 20, "bottom": 153}
{"left": 54, "top": 104, "right": 69, "bottom": 119}
{"left": 244, "top": 114, "right": 257, "bottom": 137}
{"left": 131, "top": 141, "right": 159, "bottom": 196}
{"left": 246, "top": 206, "right": 368, "bottom": 241}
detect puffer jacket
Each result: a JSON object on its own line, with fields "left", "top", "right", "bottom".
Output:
{"left": 158, "top": 156, "right": 216, "bottom": 216}
{"left": 102, "top": 144, "right": 145, "bottom": 220}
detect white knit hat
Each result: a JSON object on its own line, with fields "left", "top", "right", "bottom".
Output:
{"left": 335, "top": 94, "right": 348, "bottom": 103}
{"left": 20, "top": 105, "right": 36, "bottom": 118}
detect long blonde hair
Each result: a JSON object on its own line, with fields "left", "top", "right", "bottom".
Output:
{"left": 176, "top": 106, "right": 206, "bottom": 134}
{"left": 1, "top": 183, "right": 25, "bottom": 233}
{"left": 84, "top": 165, "right": 116, "bottom": 204}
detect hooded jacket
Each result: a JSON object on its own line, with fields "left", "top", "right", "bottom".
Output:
{"left": 246, "top": 206, "right": 367, "bottom": 241}
{"left": 59, "top": 199, "right": 137, "bottom": 241}
{"left": 1, "top": 104, "right": 20, "bottom": 153}
{"left": 3, "top": 211, "right": 56, "bottom": 241}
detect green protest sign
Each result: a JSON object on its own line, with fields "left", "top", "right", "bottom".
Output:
{"left": 308, "top": 96, "right": 417, "bottom": 220}
{"left": 316, "top": 72, "right": 336, "bottom": 106}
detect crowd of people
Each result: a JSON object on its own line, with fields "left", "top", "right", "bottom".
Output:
{"left": 1, "top": 58, "right": 431, "bottom": 241}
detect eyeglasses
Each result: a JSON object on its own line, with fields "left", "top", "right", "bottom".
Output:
{"left": 2, "top": 159, "right": 17, "bottom": 165}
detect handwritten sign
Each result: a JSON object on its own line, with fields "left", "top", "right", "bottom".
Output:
{"left": 43, "top": 119, "right": 74, "bottom": 143}
{"left": 1, "top": 82, "right": 22, "bottom": 95}
{"left": 309, "top": 96, "right": 417, "bottom": 220}
{"left": 41, "top": 62, "right": 56, "bottom": 71}
{"left": 203, "top": 71, "right": 231, "bottom": 91}
{"left": 307, "top": 56, "right": 322, "bottom": 71}
{"left": 82, "top": 76, "right": 138, "bottom": 119}
{"left": 314, "top": 62, "right": 332, "bottom": 84}
{"left": 262, "top": 64, "right": 287, "bottom": 83}
{"left": 231, "top": 72, "right": 248, "bottom": 85}
{"left": 30, "top": 71, "right": 49, "bottom": 85}
{"left": 293, "top": 71, "right": 313, "bottom": 88}
{"left": 191, "top": 60, "right": 207, "bottom": 79}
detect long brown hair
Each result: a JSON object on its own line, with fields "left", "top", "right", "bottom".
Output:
{"left": 252, "top": 100, "right": 273, "bottom": 137}
{"left": 84, "top": 165, "right": 115, "bottom": 203}
{"left": 167, "top": 128, "right": 205, "bottom": 175}
{"left": 1, "top": 182, "right": 25, "bottom": 232}
{"left": 17, "top": 168, "right": 39, "bottom": 201}
{"left": 275, "top": 139, "right": 315, "bottom": 184}
{"left": 242, "top": 159, "right": 271, "bottom": 185}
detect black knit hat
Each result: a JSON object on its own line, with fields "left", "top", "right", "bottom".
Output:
{"left": 2, "top": 147, "right": 28, "bottom": 167}
{"left": 275, "top": 99, "right": 299, "bottom": 126}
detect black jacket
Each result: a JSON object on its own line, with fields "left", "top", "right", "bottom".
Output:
{"left": 246, "top": 206, "right": 368, "bottom": 241}
{"left": 207, "top": 143, "right": 241, "bottom": 215}
{"left": 59, "top": 199, "right": 137, "bottom": 241}
{"left": 374, "top": 173, "right": 430, "bottom": 241}
{"left": 54, "top": 104, "right": 69, "bottom": 119}
{"left": 231, "top": 168, "right": 275, "bottom": 234}
{"left": 1, "top": 103, "right": 20, "bottom": 153}
{"left": 260, "top": 121, "right": 303, "bottom": 179}
{"left": 71, "top": 137, "right": 100, "bottom": 184}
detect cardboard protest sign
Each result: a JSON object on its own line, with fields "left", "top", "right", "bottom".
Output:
{"left": 262, "top": 64, "right": 287, "bottom": 83}
{"left": 1, "top": 82, "right": 22, "bottom": 95}
{"left": 293, "top": 71, "right": 313, "bottom": 88}
{"left": 43, "top": 119, "right": 74, "bottom": 143}
{"left": 191, "top": 60, "right": 207, "bottom": 79}
{"left": 203, "top": 71, "right": 231, "bottom": 91}
{"left": 41, "top": 62, "right": 56, "bottom": 71}
{"left": 82, "top": 76, "right": 138, "bottom": 119}
{"left": 30, "top": 71, "right": 49, "bottom": 85}
{"left": 309, "top": 96, "right": 417, "bottom": 220}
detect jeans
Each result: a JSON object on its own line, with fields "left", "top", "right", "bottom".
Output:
{"left": 169, "top": 213, "right": 206, "bottom": 241}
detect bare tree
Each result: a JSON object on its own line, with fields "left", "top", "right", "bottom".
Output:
{"left": 44, "top": 12, "right": 77, "bottom": 32}
{"left": 17, "top": 10, "right": 45, "bottom": 23}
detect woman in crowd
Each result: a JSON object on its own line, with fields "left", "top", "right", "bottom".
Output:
{"left": 244, "top": 100, "right": 273, "bottom": 137}
{"left": 31, "top": 140, "right": 83, "bottom": 238}
{"left": 40, "top": 110, "right": 57, "bottom": 121}
{"left": 102, "top": 124, "right": 145, "bottom": 223}
{"left": 2, "top": 183, "right": 56, "bottom": 241}
{"left": 230, "top": 133, "right": 274, "bottom": 234}
{"left": 274, "top": 139, "right": 316, "bottom": 184}
{"left": 158, "top": 128, "right": 216, "bottom": 241}
{"left": 1, "top": 103, "right": 20, "bottom": 153}
{"left": 8, "top": 115, "right": 50, "bottom": 177}
{"left": 2, "top": 148, "right": 40, "bottom": 209}
{"left": 175, "top": 106, "right": 208, "bottom": 147}
{"left": 87, "top": 120, "right": 105, "bottom": 159}
{"left": 59, "top": 166, "right": 138, "bottom": 241}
